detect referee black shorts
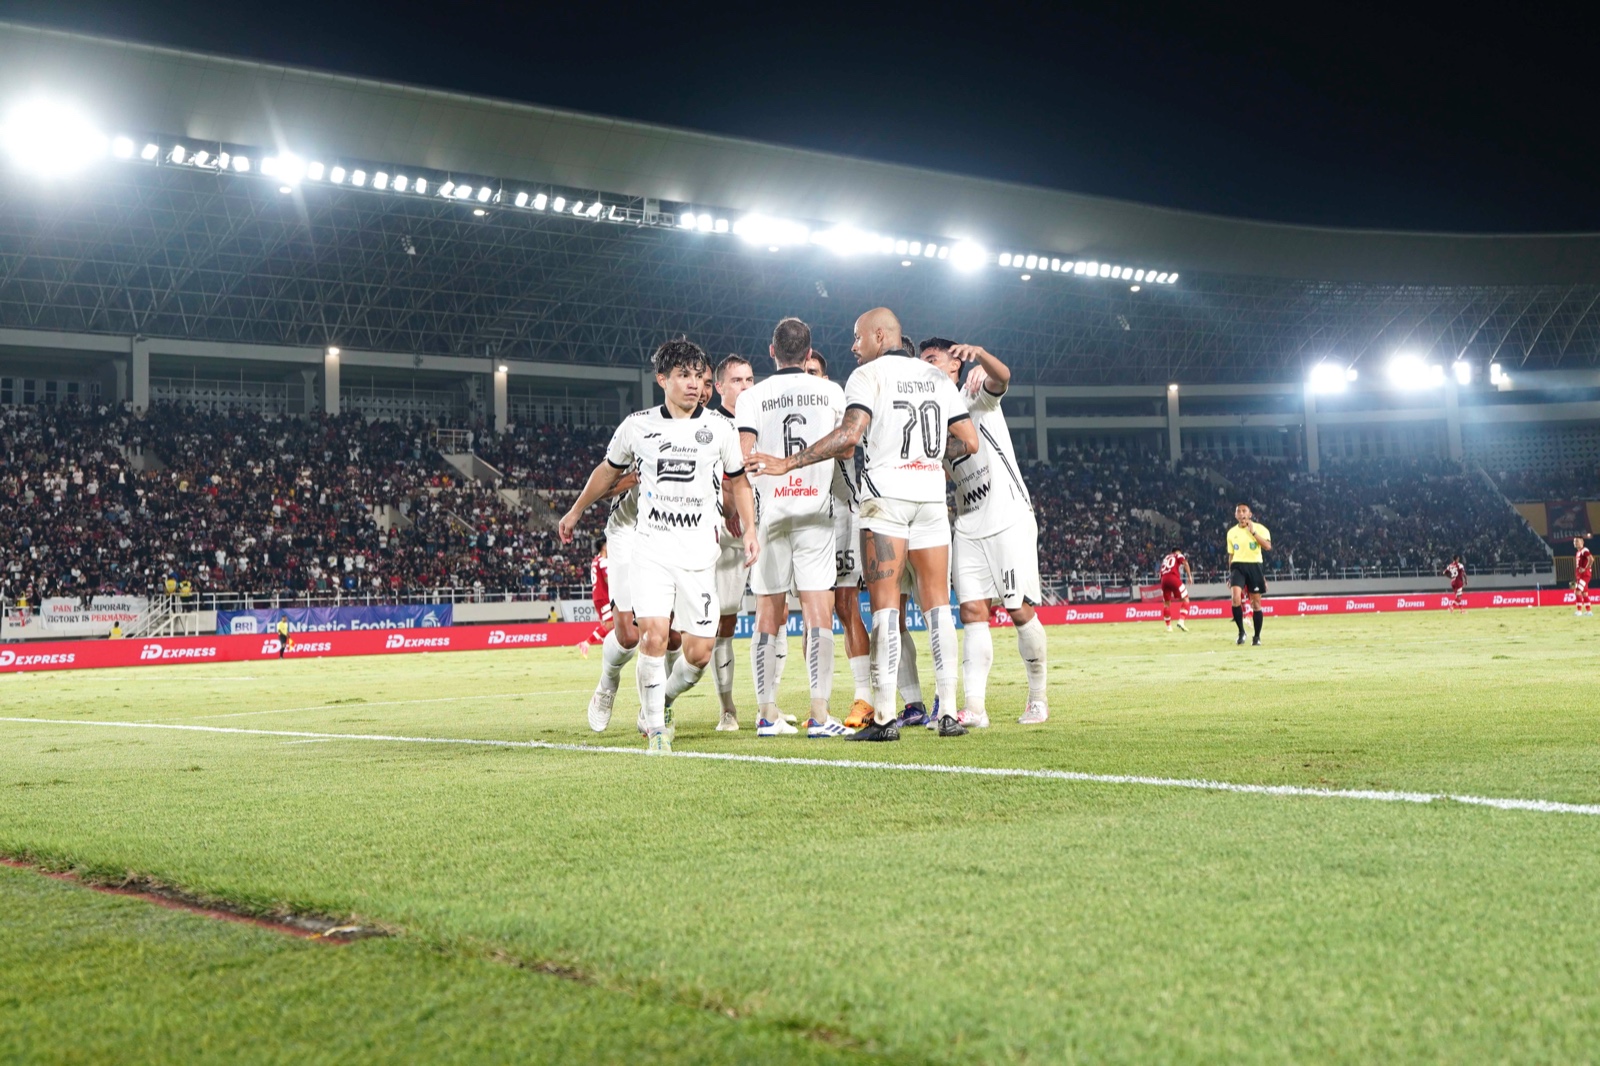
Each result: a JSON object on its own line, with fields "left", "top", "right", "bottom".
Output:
{"left": 1229, "top": 562, "right": 1267, "bottom": 595}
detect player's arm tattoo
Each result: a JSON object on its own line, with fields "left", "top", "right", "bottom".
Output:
{"left": 860, "top": 528, "right": 901, "bottom": 584}
{"left": 945, "top": 430, "right": 973, "bottom": 460}
{"left": 785, "top": 408, "right": 869, "bottom": 471}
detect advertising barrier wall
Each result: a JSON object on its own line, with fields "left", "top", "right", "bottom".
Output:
{"left": 217, "top": 604, "right": 452, "bottom": 634}
{"left": 0, "top": 590, "right": 1568, "bottom": 675}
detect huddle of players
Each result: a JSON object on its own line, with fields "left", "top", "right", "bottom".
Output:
{"left": 558, "top": 308, "right": 1050, "bottom": 752}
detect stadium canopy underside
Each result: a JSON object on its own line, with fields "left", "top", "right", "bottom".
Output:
{"left": 3, "top": 22, "right": 1600, "bottom": 387}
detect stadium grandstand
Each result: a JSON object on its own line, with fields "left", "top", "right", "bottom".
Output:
{"left": 0, "top": 20, "right": 1596, "bottom": 634}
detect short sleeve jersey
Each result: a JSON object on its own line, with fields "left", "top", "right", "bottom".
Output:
{"left": 705, "top": 406, "right": 742, "bottom": 548}
{"left": 1227, "top": 522, "right": 1269, "bottom": 565}
{"left": 842, "top": 352, "right": 971, "bottom": 505}
{"left": 603, "top": 476, "right": 639, "bottom": 539}
{"left": 949, "top": 380, "right": 1032, "bottom": 538}
{"left": 737, "top": 368, "right": 846, "bottom": 525}
{"left": 1444, "top": 560, "right": 1466, "bottom": 586}
{"left": 605, "top": 405, "right": 744, "bottom": 570}
{"left": 1160, "top": 552, "right": 1187, "bottom": 581}
{"left": 1577, "top": 547, "right": 1593, "bottom": 578}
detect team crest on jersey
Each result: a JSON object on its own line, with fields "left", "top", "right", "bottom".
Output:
{"left": 657, "top": 457, "right": 698, "bottom": 482}
{"left": 695, "top": 428, "right": 713, "bottom": 444}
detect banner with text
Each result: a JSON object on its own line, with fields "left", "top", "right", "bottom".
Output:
{"left": 217, "top": 604, "right": 452, "bottom": 635}
{"left": 38, "top": 596, "right": 149, "bottom": 636}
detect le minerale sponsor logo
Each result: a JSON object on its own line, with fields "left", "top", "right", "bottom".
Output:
{"left": 487, "top": 630, "right": 549, "bottom": 646}
{"left": 0, "top": 649, "right": 76, "bottom": 666}
{"left": 139, "top": 643, "right": 219, "bottom": 661}
{"left": 385, "top": 633, "right": 451, "bottom": 649}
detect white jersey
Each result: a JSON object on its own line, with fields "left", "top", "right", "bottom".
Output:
{"left": 949, "top": 381, "right": 1032, "bottom": 539}
{"left": 604, "top": 477, "right": 639, "bottom": 539}
{"left": 737, "top": 367, "right": 845, "bottom": 524}
{"left": 604, "top": 405, "right": 744, "bottom": 570}
{"left": 842, "top": 352, "right": 970, "bottom": 504}
{"left": 831, "top": 452, "right": 861, "bottom": 514}
{"left": 705, "top": 404, "right": 741, "bottom": 549}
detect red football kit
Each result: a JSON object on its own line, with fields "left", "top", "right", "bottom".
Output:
{"left": 1159, "top": 552, "right": 1188, "bottom": 598}
{"left": 1576, "top": 547, "right": 1593, "bottom": 612}
{"left": 588, "top": 553, "right": 614, "bottom": 644}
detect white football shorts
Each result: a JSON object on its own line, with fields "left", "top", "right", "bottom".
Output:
{"left": 857, "top": 497, "right": 950, "bottom": 551}
{"left": 631, "top": 552, "right": 719, "bottom": 638}
{"left": 752, "top": 513, "right": 836, "bottom": 595}
{"left": 607, "top": 528, "right": 635, "bottom": 614}
{"left": 833, "top": 505, "right": 862, "bottom": 588}
{"left": 952, "top": 511, "right": 1042, "bottom": 610}
{"left": 715, "top": 536, "right": 746, "bottom": 616}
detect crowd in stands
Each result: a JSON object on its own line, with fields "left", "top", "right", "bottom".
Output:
{"left": 0, "top": 400, "right": 1561, "bottom": 608}
{"left": 1489, "top": 464, "right": 1600, "bottom": 502}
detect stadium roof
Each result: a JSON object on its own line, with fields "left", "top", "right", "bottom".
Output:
{"left": 3, "top": 20, "right": 1600, "bottom": 386}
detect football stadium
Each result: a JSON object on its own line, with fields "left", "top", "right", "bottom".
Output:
{"left": 3, "top": 20, "right": 1600, "bottom": 1062}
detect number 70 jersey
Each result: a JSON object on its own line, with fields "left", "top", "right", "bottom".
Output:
{"left": 736, "top": 367, "right": 845, "bottom": 523}
{"left": 843, "top": 353, "right": 972, "bottom": 504}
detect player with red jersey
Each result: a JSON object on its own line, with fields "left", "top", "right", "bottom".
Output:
{"left": 578, "top": 541, "right": 613, "bottom": 657}
{"left": 1573, "top": 537, "right": 1593, "bottom": 617}
{"left": 1443, "top": 555, "right": 1467, "bottom": 612}
{"left": 1159, "top": 550, "right": 1192, "bottom": 632}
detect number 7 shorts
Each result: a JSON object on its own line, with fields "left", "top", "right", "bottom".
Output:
{"left": 630, "top": 552, "right": 720, "bottom": 638}
{"left": 952, "top": 512, "right": 1042, "bottom": 610}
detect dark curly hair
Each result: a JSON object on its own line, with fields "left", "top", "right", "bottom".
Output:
{"left": 651, "top": 338, "right": 710, "bottom": 378}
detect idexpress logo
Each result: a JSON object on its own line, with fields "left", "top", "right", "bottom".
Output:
{"left": 385, "top": 633, "right": 452, "bottom": 650}
{"left": 1188, "top": 604, "right": 1227, "bottom": 617}
{"left": 1124, "top": 606, "right": 1164, "bottom": 620}
{"left": 1492, "top": 593, "right": 1536, "bottom": 606}
{"left": 139, "top": 642, "right": 219, "bottom": 661}
{"left": 1344, "top": 600, "right": 1377, "bottom": 612}
{"left": 1297, "top": 600, "right": 1329, "bottom": 613}
{"left": 0, "top": 648, "right": 76, "bottom": 667}
{"left": 1064, "top": 608, "right": 1104, "bottom": 621}
{"left": 260, "top": 638, "right": 333, "bottom": 655}
{"left": 487, "top": 629, "right": 549, "bottom": 646}
{"left": 1396, "top": 598, "right": 1427, "bottom": 609}
{"left": 656, "top": 457, "right": 698, "bottom": 483}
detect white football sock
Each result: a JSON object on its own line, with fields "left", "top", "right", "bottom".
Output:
{"left": 962, "top": 619, "right": 993, "bottom": 713}
{"left": 664, "top": 655, "right": 706, "bottom": 705}
{"left": 751, "top": 632, "right": 781, "bottom": 718}
{"left": 926, "top": 604, "right": 958, "bottom": 720}
{"left": 806, "top": 626, "right": 834, "bottom": 719}
{"left": 636, "top": 653, "right": 667, "bottom": 731}
{"left": 598, "top": 629, "right": 636, "bottom": 694}
{"left": 664, "top": 647, "right": 681, "bottom": 679}
{"left": 848, "top": 655, "right": 871, "bottom": 702}
{"left": 712, "top": 636, "right": 736, "bottom": 713}
{"left": 897, "top": 626, "right": 923, "bottom": 707}
{"left": 772, "top": 630, "right": 789, "bottom": 693}
{"left": 869, "top": 609, "right": 901, "bottom": 725}
{"left": 1016, "top": 616, "right": 1048, "bottom": 703}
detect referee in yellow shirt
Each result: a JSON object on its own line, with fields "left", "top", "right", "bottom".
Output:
{"left": 1227, "top": 503, "right": 1272, "bottom": 646}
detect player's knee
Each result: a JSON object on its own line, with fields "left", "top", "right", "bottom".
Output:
{"left": 959, "top": 601, "right": 988, "bottom": 624}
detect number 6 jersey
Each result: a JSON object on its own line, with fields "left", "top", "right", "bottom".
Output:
{"left": 736, "top": 367, "right": 845, "bottom": 524}
{"left": 843, "top": 351, "right": 971, "bottom": 504}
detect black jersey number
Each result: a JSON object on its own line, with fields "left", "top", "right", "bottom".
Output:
{"left": 782, "top": 413, "right": 808, "bottom": 457}
{"left": 893, "top": 400, "right": 943, "bottom": 459}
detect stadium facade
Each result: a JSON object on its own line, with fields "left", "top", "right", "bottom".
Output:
{"left": 0, "top": 23, "right": 1596, "bottom": 515}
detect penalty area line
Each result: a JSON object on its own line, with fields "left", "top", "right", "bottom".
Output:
{"left": 1, "top": 716, "right": 1597, "bottom": 819}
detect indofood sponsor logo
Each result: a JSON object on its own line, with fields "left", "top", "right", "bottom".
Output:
{"left": 487, "top": 629, "right": 548, "bottom": 646}
{"left": 1124, "top": 606, "right": 1163, "bottom": 620}
{"left": 1492, "top": 593, "right": 1536, "bottom": 606}
{"left": 1344, "top": 600, "right": 1376, "bottom": 611}
{"left": 139, "top": 642, "right": 218, "bottom": 661}
{"left": 1065, "top": 608, "right": 1104, "bottom": 621}
{"left": 1297, "top": 601, "right": 1329, "bottom": 612}
{"left": 385, "top": 633, "right": 452, "bottom": 650}
{"left": 1397, "top": 598, "right": 1426, "bottom": 609}
{"left": 0, "top": 649, "right": 76, "bottom": 667}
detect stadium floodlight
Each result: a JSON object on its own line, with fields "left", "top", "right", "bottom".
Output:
{"left": 949, "top": 241, "right": 986, "bottom": 272}
{"left": 552, "top": 196, "right": 566, "bottom": 213}
{"left": 477, "top": 186, "right": 492, "bottom": 203}
{"left": 587, "top": 201, "right": 603, "bottom": 218}
{"left": 811, "top": 225, "right": 875, "bottom": 256}
{"left": 307, "top": 161, "right": 324, "bottom": 181}
{"left": 1309, "top": 362, "right": 1353, "bottom": 394}
{"left": 733, "top": 214, "right": 811, "bottom": 248}
{"left": 1019, "top": 273, "right": 1032, "bottom": 281}
{"left": 373, "top": 172, "right": 389, "bottom": 190}
{"left": 1049, "top": 258, "right": 1060, "bottom": 271}
{"left": 1168, "top": 382, "right": 1179, "bottom": 392}
{"left": 514, "top": 191, "right": 528, "bottom": 208}
{"left": 140, "top": 142, "right": 158, "bottom": 161}
{"left": 111, "top": 136, "right": 134, "bottom": 159}
{"left": 1168, "top": 273, "right": 1180, "bottom": 284}
{"left": 1, "top": 99, "right": 109, "bottom": 176}
{"left": 573, "top": 200, "right": 585, "bottom": 215}
{"left": 496, "top": 364, "right": 508, "bottom": 373}
{"left": 393, "top": 175, "right": 408, "bottom": 192}
{"left": 216, "top": 152, "right": 230, "bottom": 170}
{"left": 439, "top": 181, "right": 455, "bottom": 197}
{"left": 265, "top": 153, "right": 306, "bottom": 185}
{"left": 677, "top": 210, "right": 695, "bottom": 228}
{"left": 1024, "top": 254, "right": 1038, "bottom": 270}
{"left": 697, "top": 213, "right": 715, "bottom": 232}
{"left": 233, "top": 155, "right": 250, "bottom": 172}
{"left": 1099, "top": 263, "right": 1112, "bottom": 278}
{"left": 1490, "top": 362, "right": 1505, "bottom": 385}
{"left": 453, "top": 184, "right": 472, "bottom": 199}
{"left": 1453, "top": 361, "right": 1472, "bottom": 385}
{"left": 531, "top": 192, "right": 546, "bottom": 210}
{"left": 1130, "top": 284, "right": 1141, "bottom": 292}
{"left": 901, "top": 259, "right": 912, "bottom": 267}
{"left": 1386, "top": 354, "right": 1444, "bottom": 390}
{"left": 472, "top": 208, "right": 486, "bottom": 216}
{"left": 191, "top": 150, "right": 210, "bottom": 167}
{"left": 168, "top": 145, "right": 187, "bottom": 164}
{"left": 1134, "top": 269, "right": 1145, "bottom": 282}
{"left": 1073, "top": 261, "right": 1086, "bottom": 275}
{"left": 1085, "top": 260, "right": 1099, "bottom": 276}
{"left": 925, "top": 244, "right": 938, "bottom": 258}
{"left": 351, "top": 170, "right": 367, "bottom": 187}
{"left": 895, "top": 239, "right": 909, "bottom": 255}
{"left": 909, "top": 241, "right": 922, "bottom": 256}
{"left": 329, "top": 165, "right": 345, "bottom": 183}
{"left": 326, "top": 346, "right": 340, "bottom": 358}
{"left": 998, "top": 253, "right": 1013, "bottom": 267}
{"left": 415, "top": 178, "right": 429, "bottom": 194}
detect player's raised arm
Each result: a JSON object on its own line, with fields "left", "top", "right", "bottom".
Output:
{"left": 945, "top": 416, "right": 978, "bottom": 459}
{"left": 950, "top": 344, "right": 1011, "bottom": 394}
{"left": 749, "top": 407, "right": 869, "bottom": 477}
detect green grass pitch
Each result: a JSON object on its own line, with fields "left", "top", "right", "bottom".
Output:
{"left": 3, "top": 607, "right": 1600, "bottom": 1062}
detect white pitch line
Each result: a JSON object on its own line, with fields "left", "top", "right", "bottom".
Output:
{"left": 3, "top": 716, "right": 1598, "bottom": 819}
{"left": 177, "top": 690, "right": 591, "bottom": 721}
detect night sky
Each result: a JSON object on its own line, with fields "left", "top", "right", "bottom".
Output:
{"left": 1, "top": 0, "right": 1594, "bottom": 234}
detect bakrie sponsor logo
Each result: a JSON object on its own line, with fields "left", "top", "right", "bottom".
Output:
{"left": 385, "top": 633, "right": 452, "bottom": 650}
{"left": 487, "top": 630, "right": 549, "bottom": 646}
{"left": 0, "top": 649, "right": 76, "bottom": 667}
{"left": 139, "top": 643, "right": 219, "bottom": 661}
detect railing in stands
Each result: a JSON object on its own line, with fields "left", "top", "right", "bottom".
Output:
{"left": 178, "top": 586, "right": 591, "bottom": 612}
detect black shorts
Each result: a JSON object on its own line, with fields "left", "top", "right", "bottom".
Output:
{"left": 1229, "top": 563, "right": 1266, "bottom": 595}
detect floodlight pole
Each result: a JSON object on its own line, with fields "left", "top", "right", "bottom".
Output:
{"left": 1443, "top": 378, "right": 1463, "bottom": 461}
